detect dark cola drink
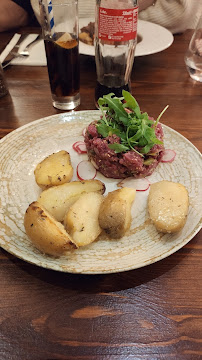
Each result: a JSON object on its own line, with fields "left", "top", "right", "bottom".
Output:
{"left": 44, "top": 33, "right": 80, "bottom": 110}
{"left": 95, "top": 79, "right": 130, "bottom": 107}
{"left": 94, "top": 49, "right": 134, "bottom": 106}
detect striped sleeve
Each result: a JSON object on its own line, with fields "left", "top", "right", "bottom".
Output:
{"left": 138, "top": 0, "right": 202, "bottom": 34}
{"left": 78, "top": 0, "right": 96, "bottom": 18}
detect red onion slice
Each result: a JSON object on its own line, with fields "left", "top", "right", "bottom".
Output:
{"left": 72, "top": 141, "right": 87, "bottom": 154}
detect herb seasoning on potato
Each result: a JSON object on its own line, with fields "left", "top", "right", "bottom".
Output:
{"left": 34, "top": 150, "right": 73, "bottom": 189}
{"left": 24, "top": 201, "right": 76, "bottom": 256}
{"left": 38, "top": 179, "right": 105, "bottom": 222}
{"left": 148, "top": 180, "right": 189, "bottom": 233}
{"left": 64, "top": 192, "right": 103, "bottom": 247}
{"left": 98, "top": 187, "right": 136, "bottom": 238}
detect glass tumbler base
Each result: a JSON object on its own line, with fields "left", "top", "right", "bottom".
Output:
{"left": 52, "top": 93, "right": 80, "bottom": 110}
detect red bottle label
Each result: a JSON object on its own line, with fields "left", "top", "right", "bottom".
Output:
{"left": 98, "top": 7, "right": 138, "bottom": 42}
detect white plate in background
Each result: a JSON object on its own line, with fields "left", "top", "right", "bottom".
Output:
{"left": 79, "top": 19, "right": 174, "bottom": 56}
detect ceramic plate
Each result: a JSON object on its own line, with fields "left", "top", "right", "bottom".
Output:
{"left": 79, "top": 19, "right": 174, "bottom": 56}
{"left": 0, "top": 111, "right": 201, "bottom": 274}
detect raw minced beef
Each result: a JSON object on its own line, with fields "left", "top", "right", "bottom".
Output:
{"left": 84, "top": 121, "right": 164, "bottom": 179}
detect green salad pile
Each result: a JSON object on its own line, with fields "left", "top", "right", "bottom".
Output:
{"left": 97, "top": 90, "right": 168, "bottom": 157}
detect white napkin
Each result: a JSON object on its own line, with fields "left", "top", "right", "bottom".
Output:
{"left": 0, "top": 34, "right": 47, "bottom": 66}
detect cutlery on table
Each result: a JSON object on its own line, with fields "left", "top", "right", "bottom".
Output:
{"left": 2, "top": 34, "right": 42, "bottom": 68}
{"left": 18, "top": 35, "right": 42, "bottom": 56}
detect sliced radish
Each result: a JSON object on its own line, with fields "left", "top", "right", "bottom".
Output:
{"left": 160, "top": 149, "right": 176, "bottom": 163}
{"left": 72, "top": 141, "right": 87, "bottom": 154}
{"left": 117, "top": 177, "right": 150, "bottom": 191}
{"left": 77, "top": 160, "right": 97, "bottom": 180}
{"left": 82, "top": 127, "right": 87, "bottom": 137}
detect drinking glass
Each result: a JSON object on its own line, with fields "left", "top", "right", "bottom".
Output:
{"left": 184, "top": 14, "right": 202, "bottom": 82}
{"left": 0, "top": 62, "right": 8, "bottom": 98}
{"left": 39, "top": 0, "right": 80, "bottom": 110}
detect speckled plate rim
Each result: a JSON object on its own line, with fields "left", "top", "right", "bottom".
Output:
{"left": 0, "top": 110, "right": 201, "bottom": 274}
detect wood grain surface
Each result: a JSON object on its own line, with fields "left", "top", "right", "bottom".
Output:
{"left": 0, "top": 28, "right": 202, "bottom": 360}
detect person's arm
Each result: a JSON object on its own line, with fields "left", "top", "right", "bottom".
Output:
{"left": 139, "top": 0, "right": 202, "bottom": 34}
{"left": 0, "top": 0, "right": 29, "bottom": 32}
{"left": 139, "top": 0, "right": 155, "bottom": 12}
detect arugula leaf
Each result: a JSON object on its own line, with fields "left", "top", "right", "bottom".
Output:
{"left": 96, "top": 123, "right": 110, "bottom": 137}
{"left": 118, "top": 116, "right": 129, "bottom": 125}
{"left": 102, "top": 93, "right": 129, "bottom": 121}
{"left": 108, "top": 143, "right": 129, "bottom": 153}
{"left": 140, "top": 144, "right": 154, "bottom": 154}
{"left": 138, "top": 137, "right": 148, "bottom": 147}
{"left": 122, "top": 91, "right": 142, "bottom": 118}
{"left": 128, "top": 128, "right": 142, "bottom": 142}
{"left": 134, "top": 107, "right": 142, "bottom": 118}
{"left": 150, "top": 137, "right": 163, "bottom": 145}
{"left": 144, "top": 127, "right": 155, "bottom": 142}
{"left": 97, "top": 123, "right": 123, "bottom": 138}
{"left": 122, "top": 90, "right": 139, "bottom": 109}
{"left": 98, "top": 94, "right": 116, "bottom": 108}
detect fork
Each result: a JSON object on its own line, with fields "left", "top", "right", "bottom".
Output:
{"left": 2, "top": 34, "right": 43, "bottom": 68}
{"left": 18, "top": 35, "right": 42, "bottom": 57}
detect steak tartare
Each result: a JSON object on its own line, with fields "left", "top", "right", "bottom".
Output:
{"left": 84, "top": 91, "right": 166, "bottom": 179}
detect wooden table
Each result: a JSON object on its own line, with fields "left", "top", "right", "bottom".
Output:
{"left": 0, "top": 29, "right": 202, "bottom": 359}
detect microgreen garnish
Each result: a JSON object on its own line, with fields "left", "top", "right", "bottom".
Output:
{"left": 97, "top": 90, "right": 168, "bottom": 156}
{"left": 154, "top": 104, "right": 169, "bottom": 127}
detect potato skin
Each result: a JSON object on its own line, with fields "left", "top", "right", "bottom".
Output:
{"left": 24, "top": 201, "right": 76, "bottom": 256}
{"left": 34, "top": 150, "right": 73, "bottom": 189}
{"left": 148, "top": 180, "right": 189, "bottom": 233}
{"left": 98, "top": 187, "right": 136, "bottom": 239}
{"left": 38, "top": 179, "right": 105, "bottom": 222}
{"left": 64, "top": 192, "right": 103, "bottom": 247}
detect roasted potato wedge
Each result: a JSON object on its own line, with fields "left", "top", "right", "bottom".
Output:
{"left": 64, "top": 192, "right": 103, "bottom": 247}
{"left": 37, "top": 179, "right": 105, "bottom": 222}
{"left": 148, "top": 180, "right": 189, "bottom": 233}
{"left": 98, "top": 187, "right": 136, "bottom": 238}
{"left": 79, "top": 32, "right": 94, "bottom": 45}
{"left": 34, "top": 150, "right": 73, "bottom": 189}
{"left": 24, "top": 201, "right": 76, "bottom": 256}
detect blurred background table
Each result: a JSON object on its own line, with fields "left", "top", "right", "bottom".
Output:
{"left": 0, "top": 28, "right": 201, "bottom": 359}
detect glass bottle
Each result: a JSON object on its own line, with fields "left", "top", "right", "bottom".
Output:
{"left": 0, "top": 62, "right": 8, "bottom": 98}
{"left": 184, "top": 14, "right": 202, "bottom": 82}
{"left": 94, "top": 0, "right": 138, "bottom": 106}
